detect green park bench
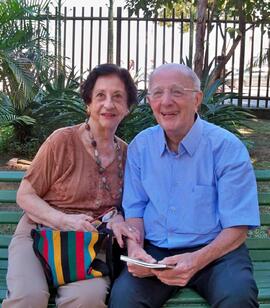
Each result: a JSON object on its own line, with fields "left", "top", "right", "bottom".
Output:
{"left": 0, "top": 170, "right": 270, "bottom": 307}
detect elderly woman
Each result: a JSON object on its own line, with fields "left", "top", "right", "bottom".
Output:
{"left": 3, "top": 64, "right": 139, "bottom": 308}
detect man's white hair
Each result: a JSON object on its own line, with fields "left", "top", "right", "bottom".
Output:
{"left": 148, "top": 63, "right": 201, "bottom": 90}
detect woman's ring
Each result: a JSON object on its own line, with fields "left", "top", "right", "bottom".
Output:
{"left": 128, "top": 226, "right": 134, "bottom": 232}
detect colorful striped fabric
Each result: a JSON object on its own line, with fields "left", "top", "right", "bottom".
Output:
{"left": 31, "top": 229, "right": 110, "bottom": 287}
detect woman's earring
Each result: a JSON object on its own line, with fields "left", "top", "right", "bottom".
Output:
{"left": 85, "top": 118, "right": 90, "bottom": 130}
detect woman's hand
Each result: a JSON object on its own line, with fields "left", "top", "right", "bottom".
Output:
{"left": 107, "top": 216, "right": 141, "bottom": 248}
{"left": 61, "top": 213, "right": 97, "bottom": 232}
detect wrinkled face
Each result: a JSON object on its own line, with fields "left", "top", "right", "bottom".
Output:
{"left": 147, "top": 68, "right": 202, "bottom": 140}
{"left": 87, "top": 75, "right": 129, "bottom": 131}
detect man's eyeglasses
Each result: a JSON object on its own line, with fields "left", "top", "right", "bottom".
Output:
{"left": 147, "top": 86, "right": 199, "bottom": 100}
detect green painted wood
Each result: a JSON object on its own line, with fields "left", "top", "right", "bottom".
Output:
{"left": 255, "top": 170, "right": 270, "bottom": 181}
{"left": 0, "top": 211, "right": 22, "bottom": 224}
{"left": 259, "top": 192, "right": 270, "bottom": 206}
{"left": 246, "top": 239, "right": 270, "bottom": 250}
{"left": 0, "top": 236, "right": 11, "bottom": 248}
{"left": 0, "top": 250, "right": 7, "bottom": 260}
{"left": 0, "top": 171, "right": 24, "bottom": 183}
{"left": 253, "top": 262, "right": 270, "bottom": 270}
{"left": 250, "top": 250, "right": 270, "bottom": 261}
{"left": 261, "top": 213, "right": 270, "bottom": 225}
{"left": 0, "top": 191, "right": 17, "bottom": 203}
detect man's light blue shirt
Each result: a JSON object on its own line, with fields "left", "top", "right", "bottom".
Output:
{"left": 123, "top": 116, "right": 260, "bottom": 249}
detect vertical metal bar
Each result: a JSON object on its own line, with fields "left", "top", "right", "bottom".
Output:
{"left": 180, "top": 12, "right": 183, "bottom": 63}
{"left": 127, "top": 9, "right": 131, "bottom": 70}
{"left": 135, "top": 10, "right": 139, "bottom": 72}
{"left": 46, "top": 7, "right": 49, "bottom": 57}
{"left": 107, "top": 2, "right": 114, "bottom": 63}
{"left": 57, "top": 5, "right": 62, "bottom": 73}
{"left": 162, "top": 9, "right": 166, "bottom": 63}
{"left": 98, "top": 7, "right": 102, "bottom": 65}
{"left": 54, "top": 7, "right": 58, "bottom": 74}
{"left": 248, "top": 25, "right": 255, "bottom": 107}
{"left": 222, "top": 13, "right": 227, "bottom": 93}
{"left": 89, "top": 7, "right": 93, "bottom": 70}
{"left": 189, "top": 9, "right": 194, "bottom": 67}
{"left": 266, "top": 35, "right": 270, "bottom": 108}
{"left": 257, "top": 22, "right": 264, "bottom": 107}
{"left": 116, "top": 7, "right": 122, "bottom": 66}
{"left": 71, "top": 7, "right": 76, "bottom": 71}
{"left": 153, "top": 14, "right": 157, "bottom": 68}
{"left": 144, "top": 14, "right": 148, "bottom": 90}
{"left": 37, "top": 7, "right": 41, "bottom": 51}
{"left": 204, "top": 9, "right": 210, "bottom": 71}
{"left": 237, "top": 4, "right": 246, "bottom": 107}
{"left": 171, "top": 8, "right": 175, "bottom": 62}
{"left": 80, "top": 7, "right": 85, "bottom": 81}
{"left": 63, "top": 7, "right": 67, "bottom": 69}
{"left": 214, "top": 17, "right": 218, "bottom": 67}
{"left": 230, "top": 16, "right": 236, "bottom": 103}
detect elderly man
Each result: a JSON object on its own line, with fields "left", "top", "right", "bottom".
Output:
{"left": 109, "top": 63, "right": 260, "bottom": 308}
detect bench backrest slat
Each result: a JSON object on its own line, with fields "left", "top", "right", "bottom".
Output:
{"left": 0, "top": 171, "right": 24, "bottom": 182}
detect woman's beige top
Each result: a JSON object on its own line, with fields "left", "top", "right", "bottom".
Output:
{"left": 24, "top": 124, "right": 127, "bottom": 218}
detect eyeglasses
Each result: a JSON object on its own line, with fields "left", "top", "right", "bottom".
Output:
{"left": 147, "top": 86, "right": 199, "bottom": 100}
{"left": 89, "top": 207, "right": 118, "bottom": 229}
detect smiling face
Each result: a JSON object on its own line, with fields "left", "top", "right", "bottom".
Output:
{"left": 87, "top": 74, "right": 129, "bottom": 132}
{"left": 147, "top": 65, "right": 202, "bottom": 143}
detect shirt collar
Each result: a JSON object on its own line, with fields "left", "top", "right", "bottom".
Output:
{"left": 158, "top": 114, "right": 203, "bottom": 157}
{"left": 181, "top": 114, "right": 203, "bottom": 156}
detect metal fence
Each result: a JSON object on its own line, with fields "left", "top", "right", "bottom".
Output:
{"left": 13, "top": 6, "right": 270, "bottom": 108}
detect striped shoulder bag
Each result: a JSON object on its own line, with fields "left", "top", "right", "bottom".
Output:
{"left": 31, "top": 226, "right": 113, "bottom": 288}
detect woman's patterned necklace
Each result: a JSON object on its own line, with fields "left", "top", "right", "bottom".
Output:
{"left": 85, "top": 122, "right": 123, "bottom": 200}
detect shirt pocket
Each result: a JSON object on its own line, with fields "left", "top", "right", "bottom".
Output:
{"left": 175, "top": 185, "right": 218, "bottom": 234}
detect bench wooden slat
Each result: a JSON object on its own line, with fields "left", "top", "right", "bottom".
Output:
{"left": 255, "top": 170, "right": 270, "bottom": 181}
{"left": 0, "top": 171, "right": 24, "bottom": 183}
{"left": 0, "top": 250, "right": 7, "bottom": 260}
{"left": 0, "top": 236, "right": 12, "bottom": 248}
{"left": 253, "top": 262, "right": 270, "bottom": 270}
{"left": 246, "top": 238, "right": 270, "bottom": 249}
{"left": 249, "top": 250, "right": 270, "bottom": 261}
{"left": 261, "top": 213, "right": 270, "bottom": 225}
{"left": 0, "top": 191, "right": 17, "bottom": 203}
{"left": 0, "top": 212, "right": 22, "bottom": 224}
{"left": 258, "top": 192, "right": 270, "bottom": 206}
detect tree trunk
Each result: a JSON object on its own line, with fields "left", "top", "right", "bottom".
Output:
{"left": 209, "top": 2, "right": 245, "bottom": 91}
{"left": 194, "top": 0, "right": 208, "bottom": 79}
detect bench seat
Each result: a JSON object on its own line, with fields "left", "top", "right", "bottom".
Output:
{"left": 0, "top": 170, "right": 269, "bottom": 307}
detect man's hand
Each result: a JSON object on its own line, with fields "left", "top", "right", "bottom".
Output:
{"left": 152, "top": 252, "right": 200, "bottom": 286}
{"left": 127, "top": 241, "right": 157, "bottom": 278}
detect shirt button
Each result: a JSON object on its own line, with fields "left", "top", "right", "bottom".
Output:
{"left": 170, "top": 206, "right": 176, "bottom": 211}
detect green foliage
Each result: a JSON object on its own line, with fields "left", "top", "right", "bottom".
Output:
{"left": 0, "top": 0, "right": 84, "bottom": 149}
{"left": 0, "top": 126, "right": 14, "bottom": 153}
{"left": 124, "top": 0, "right": 270, "bottom": 24}
{"left": 31, "top": 68, "right": 85, "bottom": 141}
{"left": 200, "top": 78, "right": 254, "bottom": 140}
{"left": 0, "top": 0, "right": 50, "bottom": 106}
